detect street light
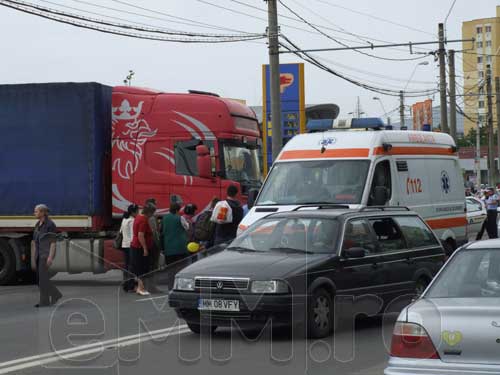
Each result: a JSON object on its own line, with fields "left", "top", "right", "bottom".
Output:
{"left": 373, "top": 96, "right": 389, "bottom": 123}
{"left": 404, "top": 61, "right": 429, "bottom": 91}
{"left": 402, "top": 61, "right": 430, "bottom": 129}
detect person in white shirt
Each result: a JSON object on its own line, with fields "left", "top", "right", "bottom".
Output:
{"left": 120, "top": 204, "right": 139, "bottom": 292}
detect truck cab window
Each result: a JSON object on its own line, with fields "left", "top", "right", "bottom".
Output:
{"left": 368, "top": 160, "right": 392, "bottom": 205}
{"left": 175, "top": 140, "right": 214, "bottom": 176}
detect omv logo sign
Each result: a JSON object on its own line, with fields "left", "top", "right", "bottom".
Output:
{"left": 280, "top": 73, "right": 294, "bottom": 94}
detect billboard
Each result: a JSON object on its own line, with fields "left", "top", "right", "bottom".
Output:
{"left": 262, "top": 63, "right": 305, "bottom": 173}
{"left": 412, "top": 99, "right": 433, "bottom": 130}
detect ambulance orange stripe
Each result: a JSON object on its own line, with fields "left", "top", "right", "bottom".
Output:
{"left": 373, "top": 146, "right": 455, "bottom": 156}
{"left": 278, "top": 146, "right": 454, "bottom": 160}
{"left": 279, "top": 148, "right": 370, "bottom": 160}
{"left": 426, "top": 216, "right": 467, "bottom": 230}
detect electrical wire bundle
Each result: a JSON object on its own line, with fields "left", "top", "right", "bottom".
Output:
{"left": 0, "top": 0, "right": 267, "bottom": 43}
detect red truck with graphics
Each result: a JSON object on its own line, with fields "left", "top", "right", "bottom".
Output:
{"left": 0, "top": 83, "right": 262, "bottom": 284}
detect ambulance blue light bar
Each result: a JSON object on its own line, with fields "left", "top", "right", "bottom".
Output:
{"left": 333, "top": 117, "right": 388, "bottom": 130}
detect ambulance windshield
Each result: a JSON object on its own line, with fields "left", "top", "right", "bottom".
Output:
{"left": 256, "top": 160, "right": 370, "bottom": 205}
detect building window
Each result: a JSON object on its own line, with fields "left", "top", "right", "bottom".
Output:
{"left": 477, "top": 41, "right": 483, "bottom": 48}
{"left": 479, "top": 71, "right": 485, "bottom": 79}
{"left": 479, "top": 115, "right": 484, "bottom": 123}
{"left": 487, "top": 55, "right": 492, "bottom": 64}
{"left": 477, "top": 56, "right": 483, "bottom": 63}
{"left": 479, "top": 101, "right": 485, "bottom": 109}
{"left": 479, "top": 87, "right": 485, "bottom": 95}
{"left": 486, "top": 40, "right": 492, "bottom": 47}
{"left": 477, "top": 26, "right": 483, "bottom": 34}
{"left": 486, "top": 25, "right": 492, "bottom": 33}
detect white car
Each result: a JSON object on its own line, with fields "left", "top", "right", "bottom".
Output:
{"left": 385, "top": 240, "right": 500, "bottom": 374}
{"left": 466, "top": 197, "right": 486, "bottom": 239}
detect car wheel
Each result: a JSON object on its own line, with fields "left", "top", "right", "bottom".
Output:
{"left": 187, "top": 323, "right": 217, "bottom": 335}
{"left": 414, "top": 278, "right": 429, "bottom": 297}
{"left": 443, "top": 240, "right": 455, "bottom": 256}
{"left": 307, "top": 288, "right": 334, "bottom": 338}
{"left": 0, "top": 239, "right": 16, "bottom": 285}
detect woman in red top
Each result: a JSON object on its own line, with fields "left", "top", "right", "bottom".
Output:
{"left": 130, "top": 205, "right": 155, "bottom": 296}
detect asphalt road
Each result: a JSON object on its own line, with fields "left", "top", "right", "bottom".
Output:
{"left": 0, "top": 271, "right": 398, "bottom": 375}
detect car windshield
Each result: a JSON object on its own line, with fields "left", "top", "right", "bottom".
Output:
{"left": 256, "top": 160, "right": 370, "bottom": 205}
{"left": 227, "top": 217, "right": 339, "bottom": 254}
{"left": 425, "top": 249, "right": 500, "bottom": 298}
{"left": 222, "top": 143, "right": 262, "bottom": 184}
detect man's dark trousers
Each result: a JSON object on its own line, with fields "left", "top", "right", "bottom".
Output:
{"left": 37, "top": 256, "right": 62, "bottom": 305}
{"left": 486, "top": 210, "right": 498, "bottom": 239}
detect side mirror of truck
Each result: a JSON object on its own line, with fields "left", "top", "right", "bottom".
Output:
{"left": 247, "top": 189, "right": 259, "bottom": 209}
{"left": 196, "top": 145, "right": 212, "bottom": 179}
{"left": 373, "top": 186, "right": 389, "bottom": 206}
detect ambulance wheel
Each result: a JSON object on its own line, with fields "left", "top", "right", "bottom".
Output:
{"left": 443, "top": 240, "right": 455, "bottom": 257}
{"left": 0, "top": 239, "right": 16, "bottom": 285}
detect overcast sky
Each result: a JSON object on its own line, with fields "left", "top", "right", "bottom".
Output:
{"left": 1, "top": 0, "right": 498, "bottom": 121}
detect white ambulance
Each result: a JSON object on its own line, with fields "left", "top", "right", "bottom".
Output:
{"left": 241, "top": 127, "right": 467, "bottom": 253}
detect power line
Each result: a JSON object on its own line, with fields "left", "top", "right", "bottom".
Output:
{"left": 279, "top": 34, "right": 438, "bottom": 97}
{"left": 311, "top": 0, "right": 435, "bottom": 37}
{"left": 278, "top": 0, "right": 429, "bottom": 62}
{"left": 108, "top": 0, "right": 255, "bottom": 34}
{"left": 36, "top": 0, "right": 223, "bottom": 36}
{"left": 0, "top": 0, "right": 266, "bottom": 42}
{"left": 228, "top": 0, "right": 434, "bottom": 55}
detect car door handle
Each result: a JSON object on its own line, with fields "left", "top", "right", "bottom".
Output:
{"left": 371, "top": 263, "right": 379, "bottom": 269}
{"left": 406, "top": 258, "right": 415, "bottom": 265}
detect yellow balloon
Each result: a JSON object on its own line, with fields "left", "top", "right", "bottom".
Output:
{"left": 187, "top": 242, "right": 200, "bottom": 253}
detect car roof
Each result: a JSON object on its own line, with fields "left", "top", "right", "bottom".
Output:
{"left": 266, "top": 207, "right": 419, "bottom": 221}
{"left": 464, "top": 239, "right": 500, "bottom": 250}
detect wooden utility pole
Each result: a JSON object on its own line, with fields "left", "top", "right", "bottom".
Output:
{"left": 496, "top": 76, "right": 500, "bottom": 179}
{"left": 486, "top": 65, "right": 495, "bottom": 185}
{"left": 448, "top": 50, "right": 457, "bottom": 142}
{"left": 399, "top": 91, "right": 405, "bottom": 129}
{"left": 438, "top": 23, "right": 449, "bottom": 134}
{"left": 266, "top": 0, "right": 282, "bottom": 161}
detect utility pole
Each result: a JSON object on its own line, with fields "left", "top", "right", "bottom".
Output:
{"left": 399, "top": 91, "right": 405, "bottom": 129}
{"left": 496, "top": 77, "right": 500, "bottom": 179}
{"left": 438, "top": 23, "right": 449, "bottom": 134}
{"left": 486, "top": 64, "right": 495, "bottom": 185}
{"left": 476, "top": 120, "right": 482, "bottom": 187}
{"left": 448, "top": 49, "right": 457, "bottom": 142}
{"left": 266, "top": 0, "right": 282, "bottom": 161}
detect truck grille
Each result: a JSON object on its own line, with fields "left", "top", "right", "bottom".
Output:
{"left": 195, "top": 277, "right": 249, "bottom": 291}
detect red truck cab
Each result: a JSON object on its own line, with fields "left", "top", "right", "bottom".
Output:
{"left": 112, "top": 87, "right": 262, "bottom": 216}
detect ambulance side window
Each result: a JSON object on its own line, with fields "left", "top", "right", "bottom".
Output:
{"left": 368, "top": 160, "right": 392, "bottom": 205}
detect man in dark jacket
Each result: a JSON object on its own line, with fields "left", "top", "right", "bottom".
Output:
{"left": 32, "top": 204, "right": 62, "bottom": 307}
{"left": 144, "top": 198, "right": 163, "bottom": 294}
{"left": 213, "top": 185, "right": 244, "bottom": 245}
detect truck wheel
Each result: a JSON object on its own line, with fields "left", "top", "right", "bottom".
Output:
{"left": 0, "top": 239, "right": 16, "bottom": 285}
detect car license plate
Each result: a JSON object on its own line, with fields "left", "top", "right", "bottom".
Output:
{"left": 198, "top": 298, "right": 240, "bottom": 312}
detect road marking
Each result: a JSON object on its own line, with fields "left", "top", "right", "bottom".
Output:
{"left": 0, "top": 325, "right": 189, "bottom": 374}
{"left": 136, "top": 295, "right": 169, "bottom": 302}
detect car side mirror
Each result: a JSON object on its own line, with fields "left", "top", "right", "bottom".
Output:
{"left": 196, "top": 145, "right": 212, "bottom": 179}
{"left": 247, "top": 189, "right": 259, "bottom": 209}
{"left": 344, "top": 247, "right": 366, "bottom": 259}
{"left": 373, "top": 186, "right": 389, "bottom": 206}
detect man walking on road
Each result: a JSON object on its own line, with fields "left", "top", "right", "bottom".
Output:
{"left": 477, "top": 188, "right": 499, "bottom": 240}
{"left": 32, "top": 204, "right": 62, "bottom": 308}
{"left": 144, "top": 198, "right": 163, "bottom": 294}
{"left": 212, "top": 185, "right": 244, "bottom": 245}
